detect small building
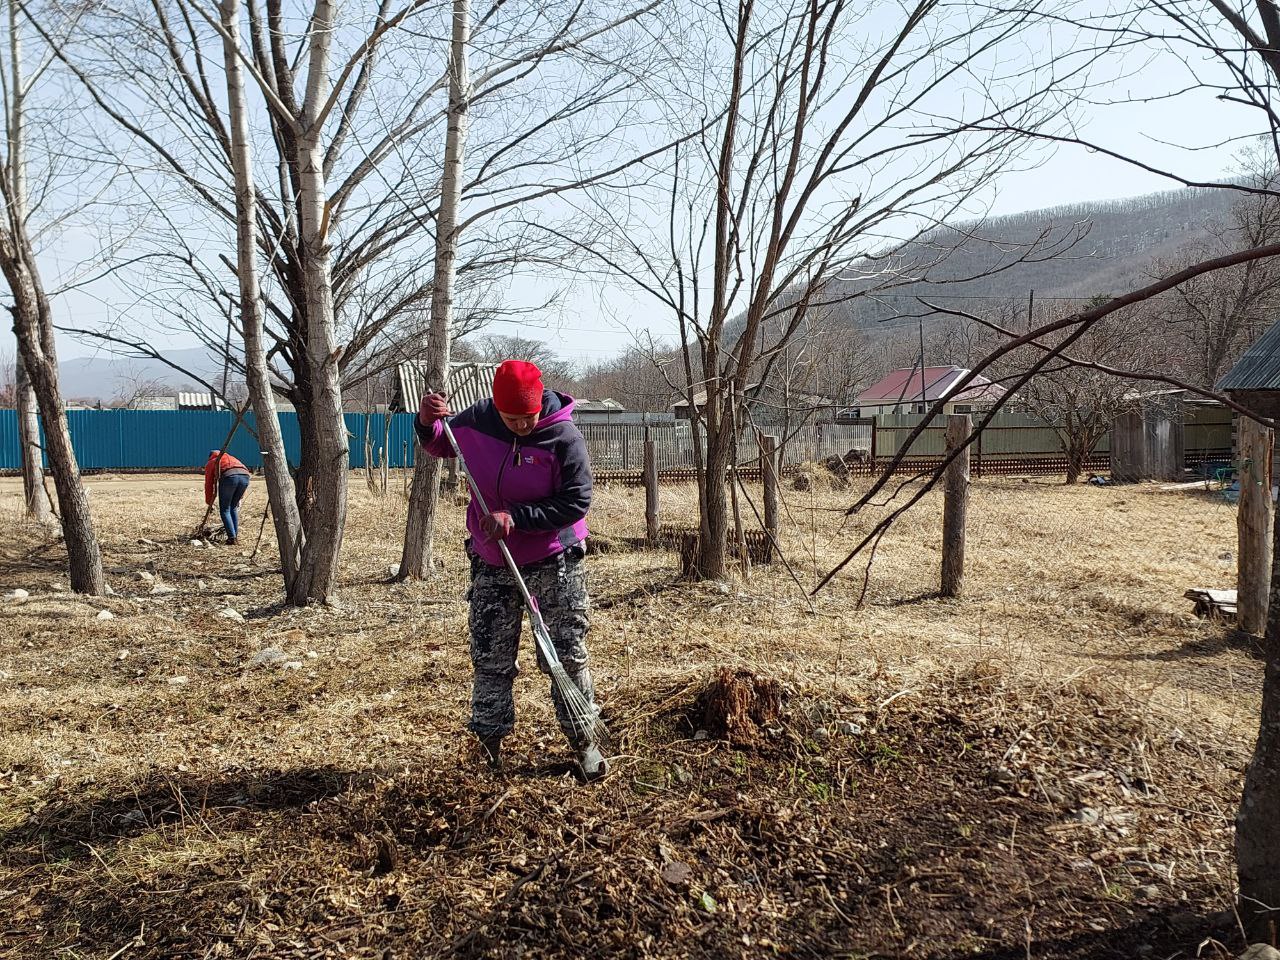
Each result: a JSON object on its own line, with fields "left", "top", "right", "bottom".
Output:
{"left": 672, "top": 383, "right": 832, "bottom": 423}
{"left": 394, "top": 360, "right": 501, "bottom": 413}
{"left": 574, "top": 398, "right": 628, "bottom": 424}
{"left": 846, "top": 366, "right": 1006, "bottom": 418}
{"left": 1219, "top": 322, "right": 1280, "bottom": 479}
{"left": 1110, "top": 403, "right": 1184, "bottom": 482}
{"left": 1219, "top": 321, "right": 1280, "bottom": 418}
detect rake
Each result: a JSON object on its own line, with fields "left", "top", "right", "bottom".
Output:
{"left": 440, "top": 418, "right": 607, "bottom": 749}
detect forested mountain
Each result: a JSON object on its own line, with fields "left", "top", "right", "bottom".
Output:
{"left": 579, "top": 184, "right": 1269, "bottom": 410}
{"left": 830, "top": 186, "right": 1238, "bottom": 332}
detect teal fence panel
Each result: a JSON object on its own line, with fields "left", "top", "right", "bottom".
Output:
{"left": 345, "top": 413, "right": 419, "bottom": 469}
{"left": 0, "top": 409, "right": 17, "bottom": 468}
{"left": 0, "top": 409, "right": 421, "bottom": 470}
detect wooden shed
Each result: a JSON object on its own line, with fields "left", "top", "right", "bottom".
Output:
{"left": 1110, "top": 397, "right": 1184, "bottom": 482}
{"left": 1218, "top": 324, "right": 1279, "bottom": 637}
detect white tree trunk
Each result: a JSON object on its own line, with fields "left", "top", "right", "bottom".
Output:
{"left": 399, "top": 0, "right": 470, "bottom": 580}
{"left": 289, "top": 0, "right": 348, "bottom": 605}
{"left": 15, "top": 352, "right": 51, "bottom": 523}
{"left": 6, "top": 249, "right": 104, "bottom": 593}
{"left": 220, "top": 0, "right": 304, "bottom": 593}
{"left": 8, "top": 0, "right": 48, "bottom": 526}
{"left": 3, "top": 0, "right": 101, "bottom": 591}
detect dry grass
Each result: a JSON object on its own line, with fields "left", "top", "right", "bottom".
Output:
{"left": 0, "top": 471, "right": 1261, "bottom": 958}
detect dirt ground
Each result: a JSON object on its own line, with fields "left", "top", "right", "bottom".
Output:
{"left": 0, "top": 470, "right": 1261, "bottom": 958}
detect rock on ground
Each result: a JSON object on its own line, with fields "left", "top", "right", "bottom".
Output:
{"left": 248, "top": 647, "right": 288, "bottom": 669}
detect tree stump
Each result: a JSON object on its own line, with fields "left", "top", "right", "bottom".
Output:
{"left": 692, "top": 667, "right": 783, "bottom": 744}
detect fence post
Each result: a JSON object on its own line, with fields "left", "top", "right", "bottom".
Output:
{"left": 1238, "top": 416, "right": 1274, "bottom": 636}
{"left": 973, "top": 423, "right": 983, "bottom": 479}
{"left": 644, "top": 429, "right": 659, "bottom": 544}
{"left": 942, "top": 414, "right": 971, "bottom": 598}
{"left": 761, "top": 433, "right": 779, "bottom": 562}
{"left": 869, "top": 418, "right": 877, "bottom": 473}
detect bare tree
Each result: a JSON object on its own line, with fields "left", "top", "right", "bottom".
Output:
{"left": 559, "top": 0, "right": 1088, "bottom": 579}
{"left": 109, "top": 363, "right": 171, "bottom": 409}
{"left": 798, "top": 0, "right": 1280, "bottom": 929}
{"left": 467, "top": 333, "right": 576, "bottom": 383}
{"left": 6, "top": 347, "right": 52, "bottom": 522}
{"left": 218, "top": 0, "right": 302, "bottom": 592}
{"left": 2, "top": 0, "right": 102, "bottom": 590}
{"left": 397, "top": 0, "right": 469, "bottom": 582}
{"left": 1003, "top": 299, "right": 1154, "bottom": 482}
{"left": 55, "top": 0, "right": 664, "bottom": 593}
{"left": 1149, "top": 179, "right": 1280, "bottom": 389}
{"left": 394, "top": 0, "right": 667, "bottom": 580}
{"left": 1006, "top": 3, "right": 1280, "bottom": 930}
{"left": 576, "top": 343, "right": 682, "bottom": 412}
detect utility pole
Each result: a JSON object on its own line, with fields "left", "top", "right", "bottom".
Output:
{"left": 917, "top": 317, "right": 926, "bottom": 413}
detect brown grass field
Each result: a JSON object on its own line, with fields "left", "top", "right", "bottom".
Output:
{"left": 0, "top": 469, "right": 1262, "bottom": 959}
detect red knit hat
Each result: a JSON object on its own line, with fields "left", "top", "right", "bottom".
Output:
{"left": 492, "top": 359, "right": 544, "bottom": 415}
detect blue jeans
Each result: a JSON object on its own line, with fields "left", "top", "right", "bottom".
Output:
{"left": 218, "top": 472, "right": 250, "bottom": 539}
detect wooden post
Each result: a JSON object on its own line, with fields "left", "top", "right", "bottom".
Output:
{"left": 644, "top": 429, "right": 659, "bottom": 543}
{"left": 941, "top": 414, "right": 971, "bottom": 598}
{"left": 761, "top": 433, "right": 779, "bottom": 561}
{"left": 1238, "top": 416, "right": 1274, "bottom": 636}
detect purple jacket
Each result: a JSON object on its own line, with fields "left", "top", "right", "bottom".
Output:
{"left": 416, "top": 390, "right": 592, "bottom": 568}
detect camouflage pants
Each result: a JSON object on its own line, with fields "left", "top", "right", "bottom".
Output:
{"left": 467, "top": 543, "right": 597, "bottom": 747}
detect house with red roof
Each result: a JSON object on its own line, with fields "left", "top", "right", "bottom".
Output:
{"left": 849, "top": 365, "right": 1007, "bottom": 417}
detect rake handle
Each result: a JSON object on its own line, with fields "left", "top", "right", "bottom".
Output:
{"left": 439, "top": 417, "right": 562, "bottom": 666}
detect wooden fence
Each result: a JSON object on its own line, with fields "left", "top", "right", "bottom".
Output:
{"left": 586, "top": 409, "right": 1234, "bottom": 484}
{"left": 579, "top": 422, "right": 873, "bottom": 474}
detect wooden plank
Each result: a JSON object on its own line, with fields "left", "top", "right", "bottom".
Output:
{"left": 760, "top": 433, "right": 778, "bottom": 563}
{"left": 643, "top": 434, "right": 659, "bottom": 544}
{"left": 942, "top": 414, "right": 971, "bottom": 598}
{"left": 1237, "top": 417, "right": 1274, "bottom": 635}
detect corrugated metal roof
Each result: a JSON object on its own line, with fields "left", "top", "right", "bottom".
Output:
{"left": 856, "top": 366, "right": 1006, "bottom": 405}
{"left": 576, "top": 398, "right": 626, "bottom": 412}
{"left": 395, "top": 361, "right": 500, "bottom": 412}
{"left": 177, "top": 391, "right": 224, "bottom": 410}
{"left": 1219, "top": 321, "right": 1280, "bottom": 391}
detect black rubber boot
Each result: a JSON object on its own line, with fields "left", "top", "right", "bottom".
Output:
{"left": 576, "top": 743, "right": 608, "bottom": 783}
{"left": 478, "top": 735, "right": 503, "bottom": 771}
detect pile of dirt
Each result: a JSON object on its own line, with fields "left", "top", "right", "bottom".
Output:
{"left": 790, "top": 450, "right": 869, "bottom": 491}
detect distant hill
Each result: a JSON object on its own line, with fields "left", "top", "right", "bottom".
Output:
{"left": 830, "top": 186, "right": 1238, "bottom": 331}
{"left": 57, "top": 346, "right": 223, "bottom": 403}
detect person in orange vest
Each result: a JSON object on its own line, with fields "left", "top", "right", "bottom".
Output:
{"left": 204, "top": 450, "right": 251, "bottom": 545}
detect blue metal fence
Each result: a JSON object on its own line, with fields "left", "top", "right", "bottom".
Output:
{"left": 0, "top": 409, "right": 420, "bottom": 470}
